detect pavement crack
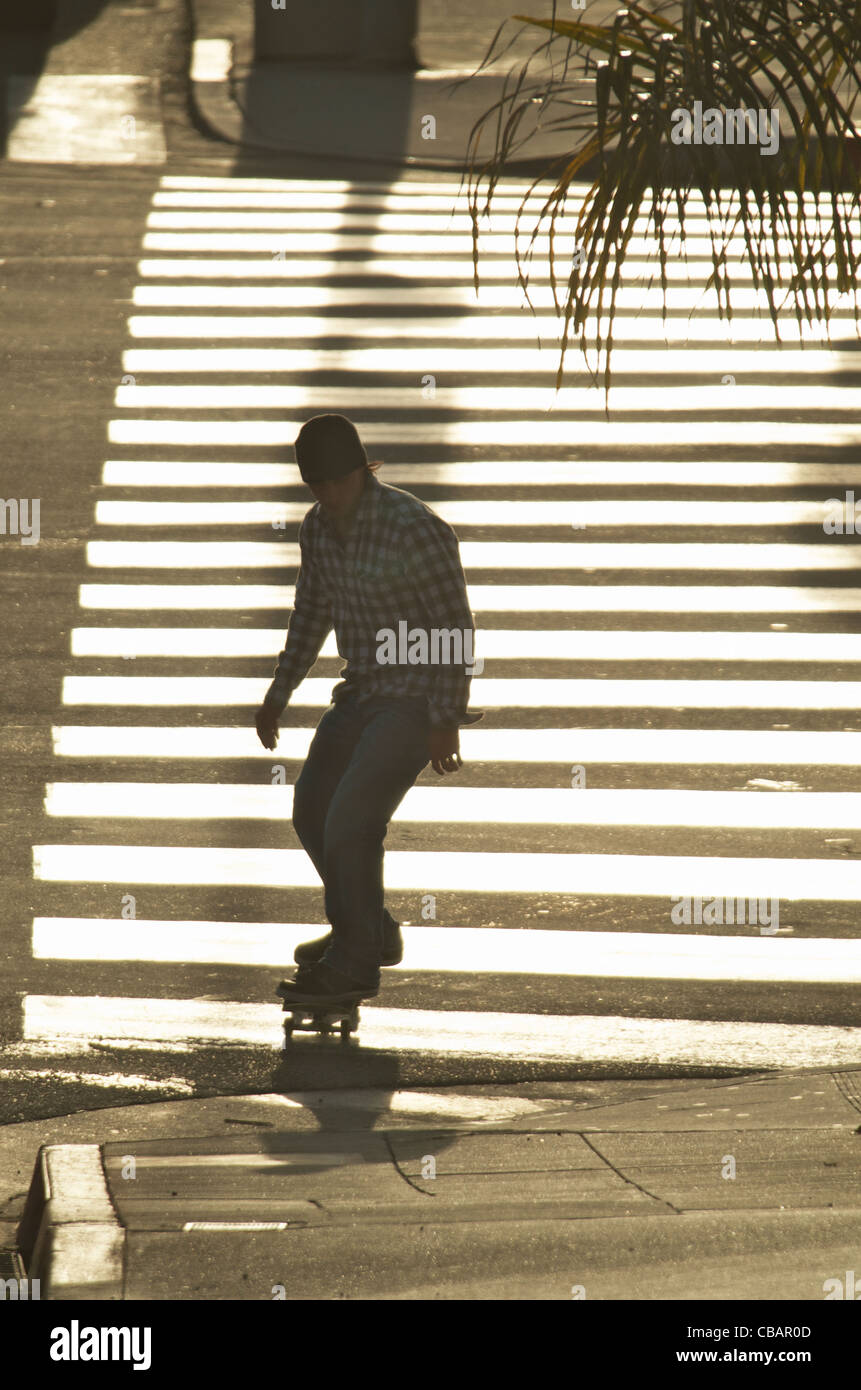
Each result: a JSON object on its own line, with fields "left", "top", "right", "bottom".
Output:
{"left": 578, "top": 1133, "right": 681, "bottom": 1214}
{"left": 223, "top": 1117, "right": 275, "bottom": 1128}
{"left": 383, "top": 1134, "right": 435, "bottom": 1196}
{"left": 832, "top": 1070, "right": 861, "bottom": 1117}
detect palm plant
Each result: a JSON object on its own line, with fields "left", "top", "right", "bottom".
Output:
{"left": 462, "top": 0, "right": 861, "bottom": 399}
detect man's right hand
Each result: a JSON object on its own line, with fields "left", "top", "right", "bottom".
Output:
{"left": 255, "top": 697, "right": 283, "bottom": 750}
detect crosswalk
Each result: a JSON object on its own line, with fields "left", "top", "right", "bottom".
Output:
{"left": 26, "top": 173, "right": 861, "bottom": 1084}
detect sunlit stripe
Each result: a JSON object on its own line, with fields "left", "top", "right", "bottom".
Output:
{"left": 150, "top": 195, "right": 859, "bottom": 233}
{"left": 113, "top": 383, "right": 861, "bottom": 412}
{"left": 79, "top": 582, "right": 298, "bottom": 608}
{"left": 147, "top": 194, "right": 719, "bottom": 218}
{"left": 130, "top": 280, "right": 856, "bottom": 329}
{"left": 30, "top": 844, "right": 861, "bottom": 898}
{"left": 100, "top": 459, "right": 861, "bottom": 489}
{"left": 77, "top": 584, "right": 861, "bottom": 613}
{"left": 41, "top": 781, "right": 861, "bottom": 831}
{"left": 32, "top": 919, "right": 861, "bottom": 982}
{"left": 157, "top": 175, "right": 852, "bottom": 205}
{"left": 124, "top": 304, "right": 845, "bottom": 336}
{"left": 68, "top": 627, "right": 861, "bottom": 663}
{"left": 50, "top": 724, "right": 861, "bottom": 767}
{"left": 138, "top": 262, "right": 802, "bottom": 291}
{"left": 85, "top": 540, "right": 298, "bottom": 567}
{"left": 106, "top": 421, "right": 861, "bottom": 447}
{"left": 153, "top": 190, "right": 556, "bottom": 210}
{"left": 142, "top": 227, "right": 848, "bottom": 282}
{"left": 92, "top": 499, "right": 861, "bottom": 529}
{"left": 58, "top": 675, "right": 861, "bottom": 708}
{"left": 23, "top": 996, "right": 861, "bottom": 1064}
{"left": 141, "top": 231, "right": 593, "bottom": 253}
{"left": 150, "top": 192, "right": 861, "bottom": 226}
{"left": 157, "top": 175, "right": 541, "bottom": 193}
{"left": 147, "top": 209, "right": 599, "bottom": 232}
{"left": 129, "top": 265, "right": 861, "bottom": 309}
{"left": 143, "top": 228, "right": 859, "bottom": 279}
{"left": 120, "top": 347, "right": 852, "bottom": 375}
{"left": 144, "top": 246, "right": 856, "bottom": 291}
{"left": 135, "top": 266, "right": 600, "bottom": 287}
{"left": 189, "top": 37, "right": 231, "bottom": 81}
{"left": 140, "top": 230, "right": 855, "bottom": 263}
{"left": 84, "top": 540, "right": 861, "bottom": 570}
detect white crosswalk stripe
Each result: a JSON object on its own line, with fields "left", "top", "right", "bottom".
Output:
{"left": 65, "top": 627, "right": 861, "bottom": 661}
{"left": 90, "top": 499, "right": 861, "bottom": 527}
{"left": 38, "top": 782, "right": 861, "bottom": 830}
{"left": 32, "top": 920, "right": 861, "bottom": 981}
{"left": 107, "top": 420, "right": 859, "bottom": 446}
{"left": 97, "top": 460, "right": 861, "bottom": 486}
{"left": 28, "top": 173, "right": 861, "bottom": 1075}
{"left": 128, "top": 296, "right": 851, "bottom": 333}
{"left": 30, "top": 843, "right": 861, "bottom": 898}
{"left": 56, "top": 675, "right": 861, "bottom": 709}
{"left": 45, "top": 725, "right": 861, "bottom": 765}
{"left": 97, "top": 458, "right": 856, "bottom": 486}
{"left": 24, "top": 997, "right": 861, "bottom": 1068}
{"left": 78, "top": 541, "right": 861, "bottom": 570}
{"left": 76, "top": 583, "right": 861, "bottom": 613}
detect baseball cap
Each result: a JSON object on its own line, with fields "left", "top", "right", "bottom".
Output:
{"left": 294, "top": 414, "right": 368, "bottom": 483}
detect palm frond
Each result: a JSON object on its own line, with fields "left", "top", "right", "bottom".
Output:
{"left": 465, "top": 0, "right": 861, "bottom": 403}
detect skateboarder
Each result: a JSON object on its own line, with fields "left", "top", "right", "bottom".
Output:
{"left": 255, "top": 413, "right": 482, "bottom": 1006}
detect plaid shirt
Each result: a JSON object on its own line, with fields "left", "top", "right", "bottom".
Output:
{"left": 265, "top": 473, "right": 483, "bottom": 729}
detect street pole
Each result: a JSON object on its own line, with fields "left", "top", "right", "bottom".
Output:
{"left": 254, "top": 0, "right": 419, "bottom": 68}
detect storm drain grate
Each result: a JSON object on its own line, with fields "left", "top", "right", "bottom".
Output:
{"left": 0, "top": 1249, "right": 23, "bottom": 1281}
{"left": 182, "top": 1222, "right": 298, "bottom": 1232}
{"left": 833, "top": 1070, "right": 861, "bottom": 1115}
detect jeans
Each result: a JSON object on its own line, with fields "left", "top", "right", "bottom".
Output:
{"left": 291, "top": 693, "right": 431, "bottom": 989}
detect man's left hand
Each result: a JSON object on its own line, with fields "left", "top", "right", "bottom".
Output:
{"left": 429, "top": 727, "right": 462, "bottom": 775}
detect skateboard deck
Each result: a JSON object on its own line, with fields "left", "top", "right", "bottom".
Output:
{"left": 276, "top": 985, "right": 361, "bottom": 1044}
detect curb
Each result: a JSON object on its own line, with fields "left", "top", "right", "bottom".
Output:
{"left": 186, "top": 33, "right": 861, "bottom": 182}
{"left": 187, "top": 37, "right": 580, "bottom": 169}
{"left": 17, "top": 1145, "right": 124, "bottom": 1300}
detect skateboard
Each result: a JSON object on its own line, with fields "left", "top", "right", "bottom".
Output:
{"left": 276, "top": 985, "right": 361, "bottom": 1045}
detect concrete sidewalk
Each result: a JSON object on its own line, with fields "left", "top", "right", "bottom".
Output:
{"left": 188, "top": 0, "right": 586, "bottom": 167}
{"left": 6, "top": 1069, "right": 861, "bottom": 1299}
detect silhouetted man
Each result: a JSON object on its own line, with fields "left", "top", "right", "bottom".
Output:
{"left": 255, "top": 413, "right": 482, "bottom": 1005}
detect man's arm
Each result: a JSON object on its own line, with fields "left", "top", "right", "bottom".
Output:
{"left": 255, "top": 516, "right": 332, "bottom": 749}
{"left": 404, "top": 513, "right": 483, "bottom": 771}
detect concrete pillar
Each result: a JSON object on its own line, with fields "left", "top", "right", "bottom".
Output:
{"left": 254, "top": 0, "right": 419, "bottom": 68}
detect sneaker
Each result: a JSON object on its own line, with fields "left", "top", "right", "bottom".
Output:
{"left": 294, "top": 922, "right": 404, "bottom": 968}
{"left": 277, "top": 962, "right": 378, "bottom": 1005}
